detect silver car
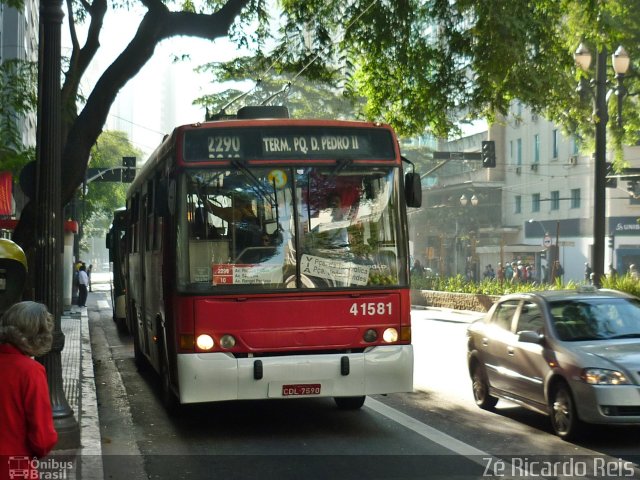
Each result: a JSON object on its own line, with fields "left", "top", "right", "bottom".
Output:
{"left": 467, "top": 288, "right": 640, "bottom": 439}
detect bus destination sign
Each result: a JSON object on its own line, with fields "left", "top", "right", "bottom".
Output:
{"left": 183, "top": 127, "right": 395, "bottom": 162}
{"left": 261, "top": 134, "right": 365, "bottom": 157}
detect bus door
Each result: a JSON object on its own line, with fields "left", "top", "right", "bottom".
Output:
{"left": 142, "top": 176, "right": 165, "bottom": 371}
{"left": 129, "top": 188, "right": 152, "bottom": 365}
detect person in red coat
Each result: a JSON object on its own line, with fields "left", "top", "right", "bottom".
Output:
{"left": 0, "top": 301, "right": 58, "bottom": 479}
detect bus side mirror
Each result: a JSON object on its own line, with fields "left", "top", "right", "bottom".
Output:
{"left": 404, "top": 172, "right": 422, "bottom": 208}
{"left": 106, "top": 231, "right": 112, "bottom": 250}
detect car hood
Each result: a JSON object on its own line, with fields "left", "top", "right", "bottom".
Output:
{"left": 577, "top": 341, "right": 640, "bottom": 370}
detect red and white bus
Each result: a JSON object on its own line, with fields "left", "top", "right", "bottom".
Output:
{"left": 124, "top": 106, "right": 422, "bottom": 411}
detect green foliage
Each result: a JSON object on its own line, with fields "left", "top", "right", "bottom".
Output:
{"left": 412, "top": 273, "right": 640, "bottom": 299}
{"left": 196, "top": 0, "right": 640, "bottom": 147}
{"left": 193, "top": 62, "right": 363, "bottom": 120}
{"left": 411, "top": 274, "right": 556, "bottom": 295}
{"left": 0, "top": 59, "right": 37, "bottom": 173}
{"left": 601, "top": 273, "right": 640, "bottom": 298}
{"left": 81, "top": 131, "right": 142, "bottom": 237}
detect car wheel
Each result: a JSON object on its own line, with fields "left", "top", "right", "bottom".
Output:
{"left": 550, "top": 382, "right": 582, "bottom": 440}
{"left": 471, "top": 364, "right": 498, "bottom": 410}
{"left": 334, "top": 396, "right": 366, "bottom": 410}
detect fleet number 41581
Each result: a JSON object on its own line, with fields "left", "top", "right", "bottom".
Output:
{"left": 350, "top": 302, "right": 392, "bottom": 316}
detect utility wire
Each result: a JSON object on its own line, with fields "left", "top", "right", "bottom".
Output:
{"left": 229, "top": 0, "right": 378, "bottom": 109}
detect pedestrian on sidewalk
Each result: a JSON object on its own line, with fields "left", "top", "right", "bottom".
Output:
{"left": 88, "top": 264, "right": 93, "bottom": 292}
{"left": 77, "top": 263, "right": 89, "bottom": 307}
{"left": 0, "top": 301, "right": 58, "bottom": 478}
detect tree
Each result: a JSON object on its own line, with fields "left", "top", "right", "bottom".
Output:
{"left": 8, "top": 0, "right": 639, "bottom": 257}
{"left": 0, "top": 59, "right": 37, "bottom": 174}
{"left": 83, "top": 130, "right": 141, "bottom": 224}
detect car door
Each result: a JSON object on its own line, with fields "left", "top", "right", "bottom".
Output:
{"left": 482, "top": 299, "right": 520, "bottom": 393}
{"left": 502, "top": 300, "right": 549, "bottom": 407}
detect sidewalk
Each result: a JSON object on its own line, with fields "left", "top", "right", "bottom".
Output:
{"left": 49, "top": 300, "right": 103, "bottom": 480}
{"left": 411, "top": 304, "right": 485, "bottom": 324}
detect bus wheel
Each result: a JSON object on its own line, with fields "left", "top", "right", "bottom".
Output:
{"left": 131, "top": 309, "right": 147, "bottom": 372}
{"left": 160, "top": 353, "right": 181, "bottom": 415}
{"left": 334, "top": 396, "right": 366, "bottom": 410}
{"left": 115, "top": 317, "right": 128, "bottom": 334}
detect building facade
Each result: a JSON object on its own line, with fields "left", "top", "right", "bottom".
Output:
{"left": 409, "top": 102, "right": 640, "bottom": 283}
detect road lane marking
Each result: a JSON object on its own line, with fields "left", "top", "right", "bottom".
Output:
{"left": 365, "top": 397, "right": 489, "bottom": 456}
{"left": 365, "top": 397, "right": 538, "bottom": 477}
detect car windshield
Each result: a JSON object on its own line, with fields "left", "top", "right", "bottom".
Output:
{"left": 549, "top": 297, "right": 640, "bottom": 341}
{"left": 175, "top": 165, "right": 407, "bottom": 292}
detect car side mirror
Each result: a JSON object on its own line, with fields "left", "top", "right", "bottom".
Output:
{"left": 518, "top": 330, "right": 544, "bottom": 345}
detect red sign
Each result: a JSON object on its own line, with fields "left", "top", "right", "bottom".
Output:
{"left": 212, "top": 264, "right": 234, "bottom": 285}
{"left": 0, "top": 171, "right": 12, "bottom": 215}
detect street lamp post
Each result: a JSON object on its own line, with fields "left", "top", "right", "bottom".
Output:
{"left": 35, "top": 0, "right": 80, "bottom": 447}
{"left": 460, "top": 194, "right": 479, "bottom": 280}
{"left": 574, "top": 43, "right": 630, "bottom": 287}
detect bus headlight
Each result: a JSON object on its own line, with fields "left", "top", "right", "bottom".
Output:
{"left": 382, "top": 328, "right": 398, "bottom": 343}
{"left": 219, "top": 334, "right": 236, "bottom": 349}
{"left": 196, "top": 334, "right": 215, "bottom": 351}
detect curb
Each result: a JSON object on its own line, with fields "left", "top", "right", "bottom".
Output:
{"left": 79, "top": 308, "right": 104, "bottom": 480}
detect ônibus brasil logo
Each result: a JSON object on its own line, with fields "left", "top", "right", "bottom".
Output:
{"left": 7, "top": 456, "right": 73, "bottom": 479}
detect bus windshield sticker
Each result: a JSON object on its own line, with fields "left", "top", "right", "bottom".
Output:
{"left": 300, "top": 254, "right": 370, "bottom": 286}
{"left": 212, "top": 264, "right": 283, "bottom": 285}
{"left": 267, "top": 169, "right": 287, "bottom": 189}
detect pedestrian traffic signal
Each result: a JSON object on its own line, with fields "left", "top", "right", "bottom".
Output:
{"left": 122, "top": 156, "right": 136, "bottom": 183}
{"left": 481, "top": 141, "right": 496, "bottom": 168}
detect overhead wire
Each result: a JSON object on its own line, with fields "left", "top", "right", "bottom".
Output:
{"left": 231, "top": 0, "right": 378, "bottom": 109}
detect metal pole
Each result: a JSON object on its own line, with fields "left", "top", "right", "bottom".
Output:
{"left": 593, "top": 48, "right": 608, "bottom": 287}
{"left": 35, "top": 0, "right": 79, "bottom": 447}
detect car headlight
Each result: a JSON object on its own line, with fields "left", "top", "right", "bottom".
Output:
{"left": 581, "top": 368, "right": 630, "bottom": 385}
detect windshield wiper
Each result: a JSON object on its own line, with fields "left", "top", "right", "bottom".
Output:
{"left": 231, "top": 160, "right": 276, "bottom": 205}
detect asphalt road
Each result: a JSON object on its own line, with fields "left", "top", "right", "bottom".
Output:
{"left": 86, "top": 280, "right": 640, "bottom": 479}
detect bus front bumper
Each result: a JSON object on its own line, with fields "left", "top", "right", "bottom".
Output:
{"left": 176, "top": 345, "right": 413, "bottom": 404}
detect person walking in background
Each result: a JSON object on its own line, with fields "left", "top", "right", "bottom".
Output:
{"left": 496, "top": 263, "right": 505, "bottom": 282}
{"left": 87, "top": 264, "right": 93, "bottom": 292}
{"left": 411, "top": 259, "right": 425, "bottom": 277}
{"left": 77, "top": 263, "right": 89, "bottom": 307}
{"left": 630, "top": 264, "right": 639, "bottom": 280}
{"left": 0, "top": 302, "right": 58, "bottom": 479}
{"left": 504, "top": 262, "right": 513, "bottom": 283}
{"left": 584, "top": 263, "right": 593, "bottom": 283}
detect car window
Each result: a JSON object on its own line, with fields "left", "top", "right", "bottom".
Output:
{"left": 516, "top": 301, "right": 544, "bottom": 334}
{"left": 492, "top": 300, "right": 520, "bottom": 331}
{"left": 551, "top": 297, "right": 640, "bottom": 341}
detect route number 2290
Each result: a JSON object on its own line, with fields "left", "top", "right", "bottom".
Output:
{"left": 349, "top": 302, "right": 392, "bottom": 316}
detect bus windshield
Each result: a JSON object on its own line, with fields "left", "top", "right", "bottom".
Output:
{"left": 176, "top": 164, "right": 407, "bottom": 292}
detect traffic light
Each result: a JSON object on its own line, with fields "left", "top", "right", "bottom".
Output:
{"left": 122, "top": 156, "right": 136, "bottom": 183}
{"left": 606, "top": 162, "right": 617, "bottom": 188}
{"left": 627, "top": 180, "right": 640, "bottom": 198}
{"left": 481, "top": 141, "right": 496, "bottom": 168}
{"left": 608, "top": 235, "right": 615, "bottom": 249}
